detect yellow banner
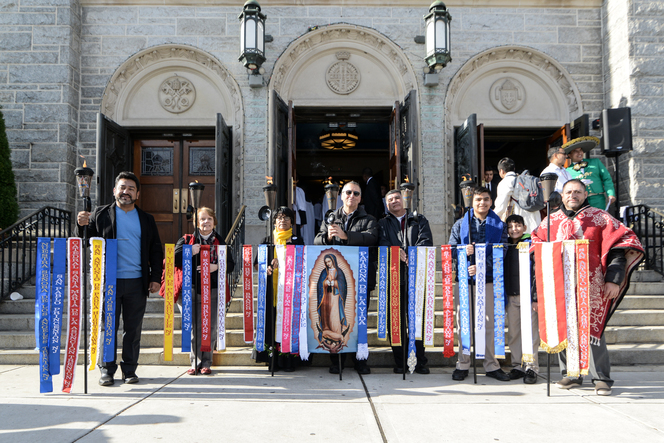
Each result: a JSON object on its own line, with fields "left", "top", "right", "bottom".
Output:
{"left": 164, "top": 244, "right": 174, "bottom": 361}
{"left": 89, "top": 238, "right": 105, "bottom": 371}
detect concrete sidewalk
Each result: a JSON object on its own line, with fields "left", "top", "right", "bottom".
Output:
{"left": 1, "top": 365, "right": 663, "bottom": 442}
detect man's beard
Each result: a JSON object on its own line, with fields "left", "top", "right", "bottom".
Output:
{"left": 116, "top": 194, "right": 136, "bottom": 206}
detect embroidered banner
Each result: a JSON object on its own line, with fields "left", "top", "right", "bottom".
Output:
{"left": 62, "top": 238, "right": 82, "bottom": 393}
{"left": 181, "top": 245, "right": 193, "bottom": 353}
{"left": 242, "top": 245, "right": 254, "bottom": 343}
{"left": 493, "top": 244, "right": 506, "bottom": 359}
{"left": 407, "top": 247, "right": 418, "bottom": 373}
{"left": 356, "top": 247, "right": 369, "bottom": 360}
{"left": 292, "top": 245, "right": 304, "bottom": 354}
{"left": 281, "top": 245, "right": 295, "bottom": 353}
{"left": 217, "top": 245, "right": 227, "bottom": 351}
{"left": 377, "top": 246, "right": 389, "bottom": 341}
{"left": 275, "top": 245, "right": 286, "bottom": 342}
{"left": 518, "top": 242, "right": 535, "bottom": 365}
{"left": 424, "top": 247, "right": 436, "bottom": 348}
{"left": 163, "top": 244, "right": 175, "bottom": 361}
{"left": 415, "top": 247, "right": 427, "bottom": 340}
{"left": 36, "top": 238, "right": 52, "bottom": 393}
{"left": 255, "top": 245, "right": 268, "bottom": 352}
{"left": 576, "top": 240, "right": 591, "bottom": 375}
{"left": 561, "top": 240, "right": 579, "bottom": 376}
{"left": 200, "top": 245, "right": 211, "bottom": 353}
{"left": 535, "top": 242, "right": 568, "bottom": 353}
{"left": 299, "top": 247, "right": 310, "bottom": 360}
{"left": 389, "top": 246, "right": 401, "bottom": 346}
{"left": 88, "top": 238, "right": 105, "bottom": 371}
{"left": 457, "top": 246, "right": 471, "bottom": 356}
{"left": 305, "top": 246, "right": 360, "bottom": 354}
{"left": 441, "top": 245, "right": 455, "bottom": 357}
{"left": 49, "top": 238, "right": 66, "bottom": 376}
{"left": 102, "top": 239, "right": 117, "bottom": 363}
{"left": 475, "top": 244, "right": 487, "bottom": 360}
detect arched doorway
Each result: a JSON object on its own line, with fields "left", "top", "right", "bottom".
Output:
{"left": 267, "top": 24, "right": 421, "bottom": 231}
{"left": 98, "top": 44, "right": 244, "bottom": 244}
{"left": 444, "top": 46, "right": 585, "bottom": 227}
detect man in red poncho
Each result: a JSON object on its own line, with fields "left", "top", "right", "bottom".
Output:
{"left": 532, "top": 179, "right": 643, "bottom": 396}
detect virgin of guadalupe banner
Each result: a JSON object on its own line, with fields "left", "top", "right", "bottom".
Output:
{"left": 305, "top": 246, "right": 362, "bottom": 354}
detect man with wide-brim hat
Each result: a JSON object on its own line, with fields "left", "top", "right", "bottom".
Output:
{"left": 563, "top": 136, "right": 616, "bottom": 210}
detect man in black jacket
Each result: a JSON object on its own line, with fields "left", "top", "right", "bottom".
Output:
{"left": 77, "top": 171, "right": 163, "bottom": 386}
{"left": 379, "top": 189, "right": 432, "bottom": 374}
{"left": 315, "top": 180, "right": 378, "bottom": 374}
{"left": 362, "top": 167, "right": 385, "bottom": 220}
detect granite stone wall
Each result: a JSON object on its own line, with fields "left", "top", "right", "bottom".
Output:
{"left": 1, "top": 0, "right": 82, "bottom": 216}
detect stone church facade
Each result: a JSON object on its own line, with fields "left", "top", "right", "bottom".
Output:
{"left": 1, "top": 0, "right": 662, "bottom": 244}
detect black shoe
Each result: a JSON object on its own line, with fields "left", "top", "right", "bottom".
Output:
{"left": 415, "top": 366, "right": 430, "bottom": 375}
{"left": 524, "top": 369, "right": 538, "bottom": 384}
{"left": 486, "top": 369, "right": 510, "bottom": 381}
{"left": 329, "top": 365, "right": 340, "bottom": 374}
{"left": 393, "top": 367, "right": 405, "bottom": 374}
{"left": 122, "top": 373, "right": 139, "bottom": 384}
{"left": 355, "top": 361, "right": 371, "bottom": 375}
{"left": 452, "top": 369, "right": 468, "bottom": 381}
{"left": 509, "top": 368, "right": 525, "bottom": 380}
{"left": 99, "top": 370, "right": 114, "bottom": 387}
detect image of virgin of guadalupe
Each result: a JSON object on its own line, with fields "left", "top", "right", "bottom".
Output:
{"left": 316, "top": 254, "right": 349, "bottom": 353}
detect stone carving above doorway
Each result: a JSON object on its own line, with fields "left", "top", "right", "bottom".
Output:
{"left": 326, "top": 51, "right": 361, "bottom": 95}
{"left": 159, "top": 75, "right": 196, "bottom": 114}
{"left": 490, "top": 77, "right": 525, "bottom": 114}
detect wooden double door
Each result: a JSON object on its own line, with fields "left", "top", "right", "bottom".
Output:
{"left": 133, "top": 138, "right": 216, "bottom": 246}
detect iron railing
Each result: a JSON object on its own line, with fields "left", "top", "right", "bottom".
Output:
{"left": 624, "top": 204, "right": 664, "bottom": 276}
{"left": 0, "top": 207, "right": 72, "bottom": 300}
{"left": 224, "top": 205, "right": 246, "bottom": 303}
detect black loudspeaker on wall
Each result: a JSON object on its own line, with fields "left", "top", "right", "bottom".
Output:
{"left": 601, "top": 107, "right": 632, "bottom": 156}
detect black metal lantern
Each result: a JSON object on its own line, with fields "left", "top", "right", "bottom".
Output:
{"left": 400, "top": 182, "right": 416, "bottom": 212}
{"left": 239, "top": 0, "right": 266, "bottom": 71}
{"left": 424, "top": 1, "right": 452, "bottom": 71}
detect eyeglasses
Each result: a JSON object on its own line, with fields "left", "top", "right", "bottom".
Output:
{"left": 275, "top": 216, "right": 291, "bottom": 222}
{"left": 344, "top": 190, "right": 361, "bottom": 197}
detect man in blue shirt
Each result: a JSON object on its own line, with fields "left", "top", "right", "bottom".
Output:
{"left": 78, "top": 171, "right": 162, "bottom": 386}
{"left": 449, "top": 186, "right": 510, "bottom": 382}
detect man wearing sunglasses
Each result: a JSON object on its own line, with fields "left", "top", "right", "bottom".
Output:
{"left": 315, "top": 180, "right": 379, "bottom": 375}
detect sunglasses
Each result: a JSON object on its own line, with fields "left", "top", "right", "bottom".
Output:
{"left": 344, "top": 190, "right": 361, "bottom": 197}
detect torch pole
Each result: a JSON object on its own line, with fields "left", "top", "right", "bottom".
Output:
{"left": 82, "top": 196, "right": 90, "bottom": 394}
{"left": 467, "top": 208, "right": 477, "bottom": 384}
{"left": 546, "top": 200, "right": 551, "bottom": 397}
{"left": 192, "top": 211, "right": 199, "bottom": 376}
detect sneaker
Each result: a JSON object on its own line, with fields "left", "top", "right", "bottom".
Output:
{"left": 523, "top": 369, "right": 538, "bottom": 384}
{"left": 594, "top": 380, "right": 612, "bottom": 396}
{"left": 452, "top": 369, "right": 468, "bottom": 381}
{"left": 486, "top": 369, "right": 511, "bottom": 381}
{"left": 509, "top": 368, "right": 525, "bottom": 380}
{"left": 558, "top": 377, "right": 583, "bottom": 389}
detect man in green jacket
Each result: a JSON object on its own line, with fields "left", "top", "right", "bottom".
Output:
{"left": 563, "top": 136, "right": 616, "bottom": 210}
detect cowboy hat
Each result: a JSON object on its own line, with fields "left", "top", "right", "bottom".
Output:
{"left": 562, "top": 136, "right": 600, "bottom": 155}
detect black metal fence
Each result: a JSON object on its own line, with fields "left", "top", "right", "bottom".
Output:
{"left": 0, "top": 207, "right": 72, "bottom": 300}
{"left": 625, "top": 204, "right": 664, "bottom": 276}
{"left": 224, "top": 205, "right": 246, "bottom": 305}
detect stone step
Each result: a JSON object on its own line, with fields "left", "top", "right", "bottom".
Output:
{"left": 604, "top": 326, "right": 664, "bottom": 344}
{"left": 607, "top": 310, "right": 664, "bottom": 326}
{"left": 2, "top": 343, "right": 664, "bottom": 367}
{"left": 618, "top": 296, "right": 664, "bottom": 310}
{"left": 625, "top": 282, "right": 664, "bottom": 295}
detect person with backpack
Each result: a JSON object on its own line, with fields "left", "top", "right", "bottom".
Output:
{"left": 494, "top": 157, "right": 542, "bottom": 234}
{"left": 171, "top": 207, "right": 234, "bottom": 375}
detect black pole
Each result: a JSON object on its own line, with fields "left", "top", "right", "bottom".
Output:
{"left": 82, "top": 196, "right": 90, "bottom": 394}
{"left": 614, "top": 155, "right": 621, "bottom": 219}
{"left": 268, "top": 245, "right": 276, "bottom": 377}
{"left": 402, "top": 304, "right": 406, "bottom": 380}
{"left": 466, "top": 209, "right": 477, "bottom": 384}
{"left": 338, "top": 353, "right": 342, "bottom": 381}
{"left": 546, "top": 200, "right": 551, "bottom": 397}
{"left": 192, "top": 211, "right": 199, "bottom": 375}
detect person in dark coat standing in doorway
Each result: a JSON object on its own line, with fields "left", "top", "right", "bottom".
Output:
{"left": 362, "top": 167, "right": 385, "bottom": 220}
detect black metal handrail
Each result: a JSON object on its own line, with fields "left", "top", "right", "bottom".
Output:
{"left": 0, "top": 207, "right": 72, "bottom": 300}
{"left": 624, "top": 204, "right": 663, "bottom": 276}
{"left": 225, "top": 205, "right": 246, "bottom": 304}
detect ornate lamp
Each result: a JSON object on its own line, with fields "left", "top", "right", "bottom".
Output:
{"left": 539, "top": 173, "right": 558, "bottom": 202}
{"left": 319, "top": 130, "right": 359, "bottom": 150}
{"left": 459, "top": 179, "right": 475, "bottom": 210}
{"left": 189, "top": 182, "right": 205, "bottom": 210}
{"left": 324, "top": 182, "right": 340, "bottom": 219}
{"left": 74, "top": 161, "right": 94, "bottom": 202}
{"left": 400, "top": 182, "right": 416, "bottom": 212}
{"left": 239, "top": 0, "right": 266, "bottom": 71}
{"left": 424, "top": 1, "right": 452, "bottom": 72}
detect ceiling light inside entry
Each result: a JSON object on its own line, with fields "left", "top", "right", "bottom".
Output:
{"left": 319, "top": 130, "right": 359, "bottom": 150}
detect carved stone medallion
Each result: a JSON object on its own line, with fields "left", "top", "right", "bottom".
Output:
{"left": 326, "top": 51, "right": 360, "bottom": 95}
{"left": 158, "top": 75, "right": 196, "bottom": 113}
{"left": 490, "top": 77, "right": 525, "bottom": 114}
